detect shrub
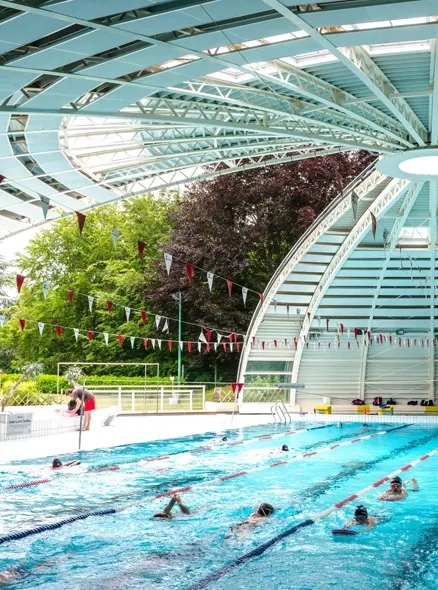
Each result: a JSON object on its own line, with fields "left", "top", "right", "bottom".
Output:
{"left": 0, "top": 380, "right": 54, "bottom": 406}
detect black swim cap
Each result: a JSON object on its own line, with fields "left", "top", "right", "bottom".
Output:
{"left": 281, "top": 444, "right": 289, "bottom": 452}
{"left": 257, "top": 503, "right": 275, "bottom": 517}
{"left": 52, "top": 458, "right": 62, "bottom": 468}
{"left": 354, "top": 505, "right": 368, "bottom": 522}
{"left": 391, "top": 476, "right": 402, "bottom": 485}
{"left": 221, "top": 437, "right": 228, "bottom": 442}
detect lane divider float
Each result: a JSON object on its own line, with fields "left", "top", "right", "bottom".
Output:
{"left": 0, "top": 424, "right": 408, "bottom": 545}
{"left": 188, "top": 441, "right": 437, "bottom": 590}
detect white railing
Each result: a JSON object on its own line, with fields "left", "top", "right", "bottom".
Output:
{"left": 90, "top": 384, "right": 205, "bottom": 413}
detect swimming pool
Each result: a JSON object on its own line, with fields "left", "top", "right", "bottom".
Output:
{"left": 0, "top": 421, "right": 437, "bottom": 589}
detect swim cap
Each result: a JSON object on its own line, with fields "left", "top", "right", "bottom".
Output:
{"left": 52, "top": 458, "right": 62, "bottom": 468}
{"left": 354, "top": 505, "right": 368, "bottom": 522}
{"left": 257, "top": 503, "right": 274, "bottom": 516}
{"left": 281, "top": 444, "right": 289, "bottom": 452}
{"left": 221, "top": 437, "right": 228, "bottom": 442}
{"left": 391, "top": 476, "right": 402, "bottom": 485}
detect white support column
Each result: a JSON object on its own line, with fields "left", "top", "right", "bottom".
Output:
{"left": 429, "top": 182, "right": 437, "bottom": 401}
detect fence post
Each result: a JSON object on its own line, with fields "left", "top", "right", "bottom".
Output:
{"left": 160, "top": 386, "right": 164, "bottom": 412}
{"left": 131, "top": 390, "right": 135, "bottom": 412}
{"left": 118, "top": 386, "right": 122, "bottom": 408}
{"left": 202, "top": 385, "right": 205, "bottom": 411}
{"left": 190, "top": 390, "right": 193, "bottom": 411}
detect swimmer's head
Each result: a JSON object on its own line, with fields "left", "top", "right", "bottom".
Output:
{"left": 65, "top": 389, "right": 73, "bottom": 397}
{"left": 337, "top": 422, "right": 343, "bottom": 428}
{"left": 257, "top": 503, "right": 274, "bottom": 517}
{"left": 221, "top": 437, "right": 228, "bottom": 442}
{"left": 354, "top": 505, "right": 368, "bottom": 523}
{"left": 52, "top": 458, "right": 62, "bottom": 469}
{"left": 281, "top": 444, "right": 289, "bottom": 452}
{"left": 390, "top": 476, "right": 403, "bottom": 490}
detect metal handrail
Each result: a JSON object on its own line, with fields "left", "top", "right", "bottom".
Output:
{"left": 271, "top": 399, "right": 292, "bottom": 423}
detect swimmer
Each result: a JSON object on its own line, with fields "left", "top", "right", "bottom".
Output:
{"left": 51, "top": 458, "right": 81, "bottom": 470}
{"left": 225, "top": 503, "right": 275, "bottom": 538}
{"left": 337, "top": 422, "right": 343, "bottom": 428}
{"left": 281, "top": 444, "right": 289, "bottom": 452}
{"left": 343, "top": 505, "right": 377, "bottom": 534}
{"left": 379, "top": 476, "right": 419, "bottom": 501}
{"left": 0, "top": 553, "right": 73, "bottom": 583}
{"left": 153, "top": 494, "right": 190, "bottom": 519}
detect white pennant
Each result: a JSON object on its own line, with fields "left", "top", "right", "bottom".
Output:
{"left": 230, "top": 342, "right": 234, "bottom": 352}
{"left": 317, "top": 316, "right": 321, "bottom": 328}
{"left": 40, "top": 196, "right": 50, "bottom": 220}
{"left": 157, "top": 339, "right": 162, "bottom": 350}
{"left": 217, "top": 333, "right": 223, "bottom": 344}
{"left": 130, "top": 336, "right": 135, "bottom": 349}
{"left": 179, "top": 341, "right": 183, "bottom": 351}
{"left": 38, "top": 322, "right": 45, "bottom": 335}
{"left": 155, "top": 315, "right": 161, "bottom": 330}
{"left": 151, "top": 338, "right": 156, "bottom": 349}
{"left": 163, "top": 318, "right": 169, "bottom": 332}
{"left": 125, "top": 307, "right": 131, "bottom": 321}
{"left": 104, "top": 332, "right": 109, "bottom": 345}
{"left": 199, "top": 331, "right": 207, "bottom": 343}
{"left": 207, "top": 272, "right": 214, "bottom": 292}
{"left": 111, "top": 228, "right": 120, "bottom": 249}
{"left": 0, "top": 315, "right": 4, "bottom": 328}
{"left": 242, "top": 287, "right": 248, "bottom": 306}
{"left": 164, "top": 253, "right": 173, "bottom": 275}
{"left": 42, "top": 282, "right": 50, "bottom": 300}
{"left": 198, "top": 342, "right": 202, "bottom": 353}
{"left": 74, "top": 328, "right": 79, "bottom": 342}
{"left": 88, "top": 296, "right": 94, "bottom": 312}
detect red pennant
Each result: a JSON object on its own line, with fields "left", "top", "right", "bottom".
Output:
{"left": 168, "top": 340, "right": 173, "bottom": 351}
{"left": 221, "top": 342, "right": 226, "bottom": 352}
{"left": 422, "top": 339, "right": 424, "bottom": 348}
{"left": 348, "top": 341, "right": 351, "bottom": 350}
{"left": 233, "top": 333, "right": 238, "bottom": 343}
{"left": 258, "top": 293, "right": 264, "bottom": 304}
{"left": 226, "top": 279, "right": 233, "bottom": 297}
{"left": 414, "top": 339, "right": 417, "bottom": 347}
{"left": 328, "top": 342, "right": 331, "bottom": 349}
{"left": 307, "top": 312, "right": 311, "bottom": 320}
{"left": 370, "top": 212, "right": 377, "bottom": 239}
{"left": 326, "top": 319, "right": 329, "bottom": 331}
{"left": 67, "top": 289, "right": 74, "bottom": 303}
{"left": 107, "top": 300, "right": 113, "bottom": 313}
{"left": 0, "top": 174, "right": 4, "bottom": 184}
{"left": 306, "top": 342, "right": 309, "bottom": 349}
{"left": 236, "top": 342, "right": 240, "bottom": 352}
{"left": 252, "top": 336, "right": 255, "bottom": 345}
{"left": 56, "top": 325, "right": 62, "bottom": 339}
{"left": 188, "top": 342, "right": 192, "bottom": 352}
{"left": 186, "top": 264, "right": 194, "bottom": 282}
{"left": 286, "top": 305, "right": 290, "bottom": 316}
{"left": 16, "top": 274, "right": 25, "bottom": 293}
{"left": 231, "top": 383, "right": 237, "bottom": 394}
{"left": 19, "top": 319, "right": 25, "bottom": 332}
{"left": 143, "top": 338, "right": 148, "bottom": 349}
{"left": 228, "top": 334, "right": 233, "bottom": 343}
{"left": 398, "top": 338, "right": 402, "bottom": 347}
{"left": 354, "top": 327, "right": 358, "bottom": 340}
{"left": 340, "top": 323, "right": 344, "bottom": 335}
{"left": 138, "top": 240, "right": 146, "bottom": 263}
{"left": 141, "top": 310, "right": 147, "bottom": 324}
{"left": 262, "top": 341, "right": 265, "bottom": 350}
{"left": 206, "top": 342, "right": 211, "bottom": 352}
{"left": 118, "top": 335, "right": 123, "bottom": 347}
{"left": 87, "top": 331, "right": 93, "bottom": 341}
{"left": 379, "top": 334, "right": 383, "bottom": 344}
{"left": 76, "top": 211, "right": 86, "bottom": 234}
{"left": 274, "top": 339, "right": 277, "bottom": 347}
{"left": 206, "top": 330, "right": 212, "bottom": 343}
{"left": 407, "top": 338, "right": 410, "bottom": 348}
{"left": 285, "top": 339, "right": 288, "bottom": 346}
{"left": 294, "top": 341, "right": 298, "bottom": 351}
{"left": 367, "top": 331, "right": 371, "bottom": 342}
{"left": 389, "top": 336, "right": 393, "bottom": 345}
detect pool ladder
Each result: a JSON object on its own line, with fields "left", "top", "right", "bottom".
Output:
{"left": 271, "top": 400, "right": 292, "bottom": 423}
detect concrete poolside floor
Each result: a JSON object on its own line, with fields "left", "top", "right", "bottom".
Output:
{"left": 1, "top": 413, "right": 273, "bottom": 462}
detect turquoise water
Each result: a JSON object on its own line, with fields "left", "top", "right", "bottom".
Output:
{"left": 0, "top": 422, "right": 437, "bottom": 589}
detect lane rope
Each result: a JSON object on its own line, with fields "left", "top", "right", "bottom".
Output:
{"left": 188, "top": 442, "right": 437, "bottom": 590}
{"left": 0, "top": 424, "right": 408, "bottom": 545}
{"left": 1, "top": 424, "right": 335, "bottom": 492}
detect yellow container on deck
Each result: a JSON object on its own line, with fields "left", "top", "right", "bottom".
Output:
{"left": 425, "top": 405, "right": 438, "bottom": 414}
{"left": 378, "top": 406, "right": 393, "bottom": 415}
{"left": 357, "top": 404, "right": 370, "bottom": 414}
{"left": 314, "top": 405, "right": 331, "bottom": 414}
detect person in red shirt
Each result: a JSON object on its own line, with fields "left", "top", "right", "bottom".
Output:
{"left": 66, "top": 387, "right": 96, "bottom": 431}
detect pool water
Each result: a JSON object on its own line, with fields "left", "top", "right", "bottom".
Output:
{"left": 0, "top": 421, "right": 437, "bottom": 590}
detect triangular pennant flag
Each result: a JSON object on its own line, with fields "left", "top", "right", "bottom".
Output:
{"left": 258, "top": 293, "right": 264, "bottom": 304}
{"left": 111, "top": 229, "right": 120, "bottom": 249}
{"left": 16, "top": 274, "right": 25, "bottom": 294}
{"left": 199, "top": 331, "right": 207, "bottom": 343}
{"left": 138, "top": 240, "right": 146, "bottom": 262}
{"left": 354, "top": 327, "right": 358, "bottom": 340}
{"left": 188, "top": 341, "right": 192, "bottom": 353}
{"left": 231, "top": 383, "right": 237, "bottom": 395}
{"left": 179, "top": 341, "right": 183, "bottom": 351}
{"left": 348, "top": 341, "right": 351, "bottom": 350}
{"left": 158, "top": 339, "right": 162, "bottom": 350}
{"left": 168, "top": 340, "right": 173, "bottom": 351}
{"left": 151, "top": 338, "right": 156, "bottom": 349}
{"left": 236, "top": 342, "right": 240, "bottom": 352}
{"left": 186, "top": 264, "right": 194, "bottom": 282}
{"left": 164, "top": 253, "right": 173, "bottom": 275}
{"left": 130, "top": 336, "right": 135, "bottom": 349}
{"left": 351, "top": 191, "right": 359, "bottom": 220}
{"left": 56, "top": 325, "right": 62, "bottom": 339}
{"left": 74, "top": 328, "right": 80, "bottom": 342}
{"left": 38, "top": 322, "right": 44, "bottom": 336}
{"left": 233, "top": 333, "right": 238, "bottom": 343}
{"left": 39, "top": 196, "right": 50, "bottom": 220}
{"left": 339, "top": 323, "right": 344, "bottom": 335}
{"left": 198, "top": 342, "right": 202, "bottom": 353}
{"left": 226, "top": 279, "right": 233, "bottom": 297}
{"left": 286, "top": 305, "right": 290, "bottom": 316}
{"left": 228, "top": 334, "right": 233, "bottom": 343}
{"left": 163, "top": 318, "right": 169, "bottom": 333}
{"left": 143, "top": 338, "right": 148, "bottom": 349}
{"left": 141, "top": 310, "right": 147, "bottom": 324}
{"left": 206, "top": 330, "right": 212, "bottom": 343}
{"left": 118, "top": 335, "right": 123, "bottom": 347}
{"left": 107, "top": 300, "right": 113, "bottom": 313}
{"left": 383, "top": 228, "right": 389, "bottom": 248}
{"left": 104, "top": 332, "right": 109, "bottom": 345}
{"left": 242, "top": 287, "right": 248, "bottom": 306}
{"left": 370, "top": 212, "right": 377, "bottom": 239}
{"left": 207, "top": 272, "right": 214, "bottom": 292}
{"left": 155, "top": 315, "right": 161, "bottom": 330}
{"left": 223, "top": 342, "right": 227, "bottom": 352}
{"left": 214, "top": 342, "right": 218, "bottom": 352}
{"left": 217, "top": 333, "right": 223, "bottom": 344}
{"left": 335, "top": 169, "right": 343, "bottom": 194}
{"left": 67, "top": 289, "right": 74, "bottom": 304}
{"left": 87, "top": 331, "right": 93, "bottom": 341}
{"left": 230, "top": 342, "right": 234, "bottom": 352}
{"left": 125, "top": 307, "right": 131, "bottom": 321}
{"left": 326, "top": 318, "right": 329, "bottom": 331}
{"left": 76, "top": 211, "right": 86, "bottom": 234}
{"left": 42, "top": 282, "right": 50, "bottom": 300}
{"left": 88, "top": 296, "right": 94, "bottom": 312}
{"left": 19, "top": 319, "right": 25, "bottom": 332}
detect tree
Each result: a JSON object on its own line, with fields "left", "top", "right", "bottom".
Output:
{"left": 149, "top": 151, "right": 374, "bottom": 379}
{"left": 0, "top": 362, "right": 44, "bottom": 411}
